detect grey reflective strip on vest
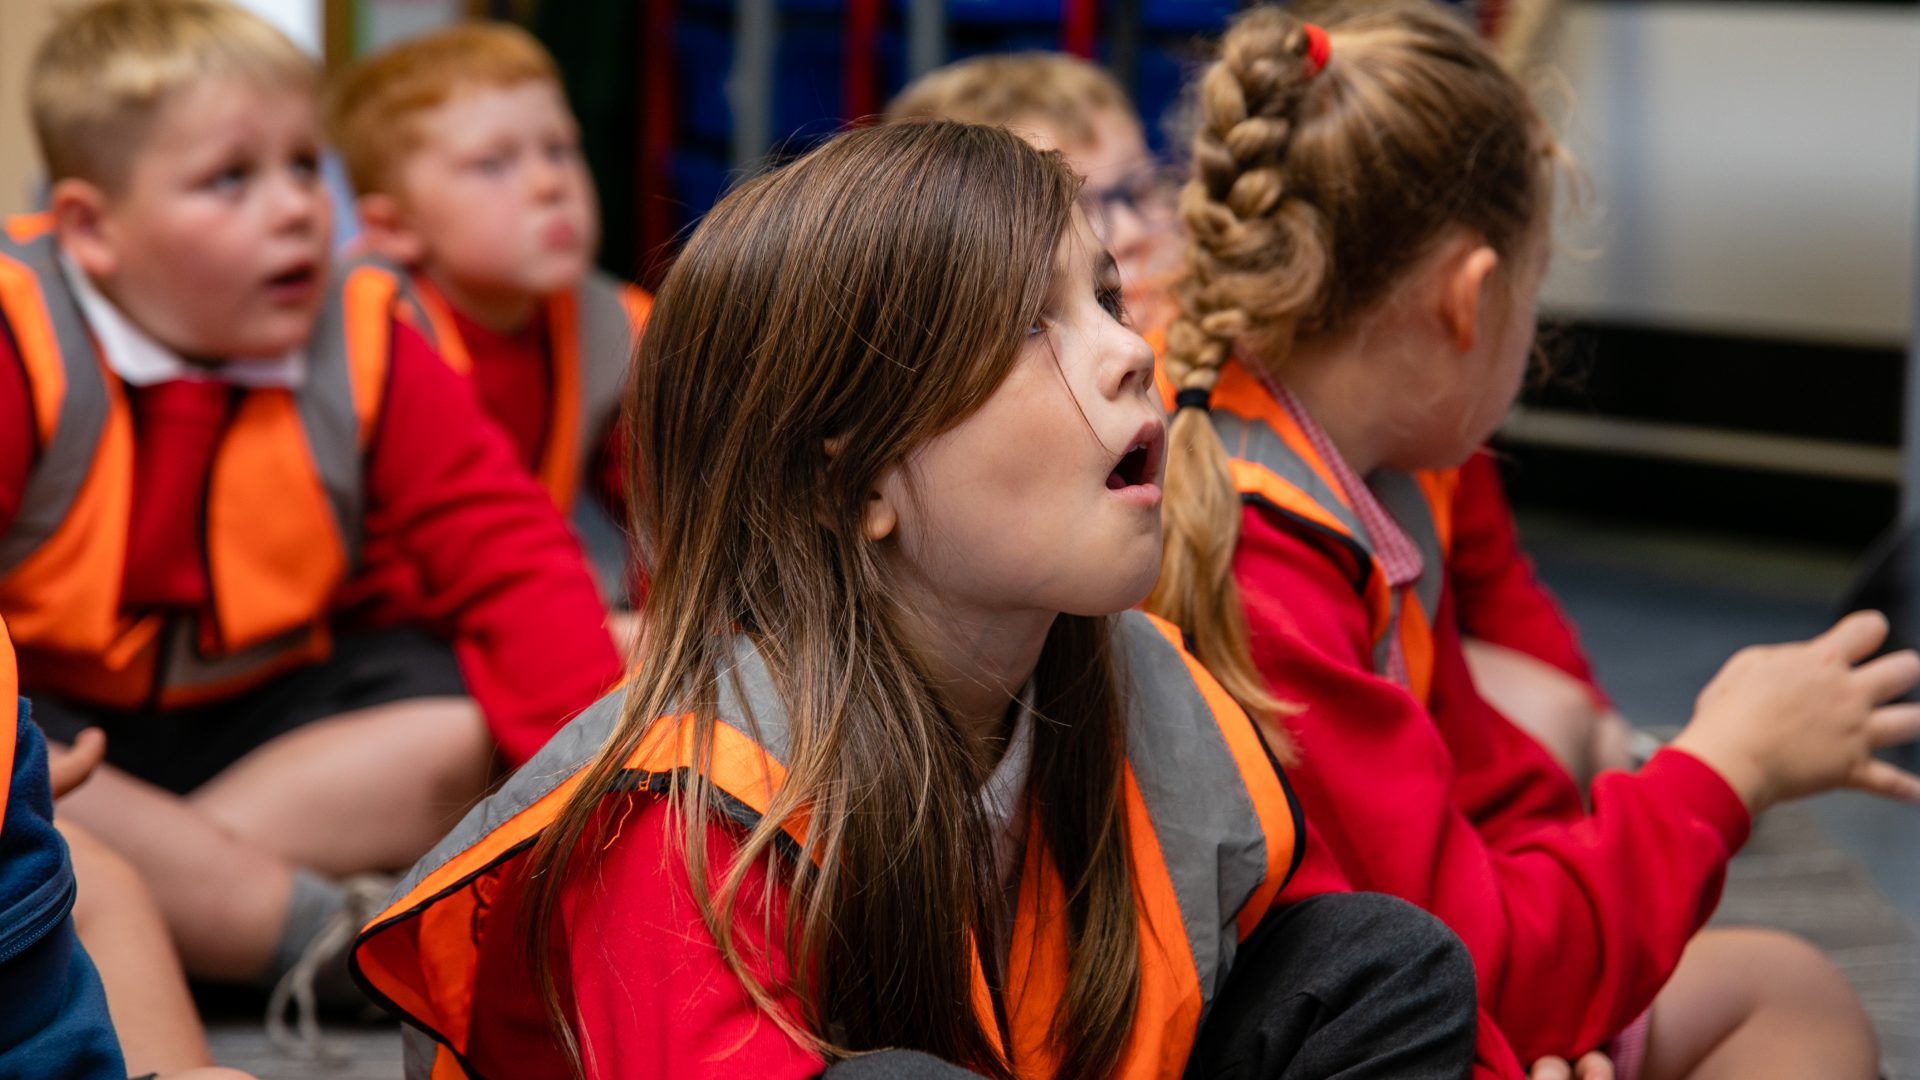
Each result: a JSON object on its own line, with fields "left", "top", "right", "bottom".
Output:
{"left": 384, "top": 631, "right": 789, "bottom": 913}
{"left": 1210, "top": 411, "right": 1367, "bottom": 544}
{"left": 298, "top": 277, "right": 368, "bottom": 566}
{"left": 1368, "top": 470, "right": 1446, "bottom": 630}
{"left": 401, "top": 1025, "right": 440, "bottom": 1080}
{"left": 1215, "top": 411, "right": 1445, "bottom": 678}
{"left": 1109, "top": 612, "right": 1272, "bottom": 1019}
{"left": 574, "top": 269, "right": 637, "bottom": 468}
{"left": 0, "top": 230, "right": 108, "bottom": 571}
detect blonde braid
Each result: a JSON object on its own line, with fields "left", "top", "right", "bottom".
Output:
{"left": 1148, "top": 6, "right": 1327, "bottom": 753}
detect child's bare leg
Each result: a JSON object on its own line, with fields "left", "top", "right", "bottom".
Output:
{"left": 189, "top": 698, "right": 494, "bottom": 875}
{"left": 1464, "top": 640, "right": 1631, "bottom": 786}
{"left": 59, "top": 821, "right": 216, "bottom": 1075}
{"left": 54, "top": 765, "right": 291, "bottom": 982}
{"left": 1644, "top": 928, "right": 1876, "bottom": 1080}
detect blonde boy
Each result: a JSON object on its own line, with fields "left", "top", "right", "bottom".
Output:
{"left": 327, "top": 24, "right": 650, "bottom": 612}
{"left": 888, "top": 53, "right": 1182, "bottom": 335}
{"left": 0, "top": 0, "right": 620, "bottom": 1034}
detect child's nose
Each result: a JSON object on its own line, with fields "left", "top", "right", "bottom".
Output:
{"left": 1109, "top": 327, "right": 1157, "bottom": 400}
{"left": 270, "top": 172, "right": 323, "bottom": 232}
{"left": 529, "top": 158, "right": 569, "bottom": 200}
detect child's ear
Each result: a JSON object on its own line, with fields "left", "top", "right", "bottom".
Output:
{"left": 861, "top": 486, "right": 899, "bottom": 542}
{"left": 49, "top": 178, "right": 115, "bottom": 279}
{"left": 1438, "top": 241, "right": 1501, "bottom": 354}
{"left": 826, "top": 435, "right": 902, "bottom": 542}
{"left": 356, "top": 193, "right": 426, "bottom": 266}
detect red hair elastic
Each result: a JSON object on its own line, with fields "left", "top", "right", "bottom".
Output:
{"left": 1303, "top": 23, "right": 1332, "bottom": 76}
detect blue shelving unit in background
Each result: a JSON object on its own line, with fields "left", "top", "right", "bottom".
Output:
{"left": 634, "top": 0, "right": 1490, "bottom": 267}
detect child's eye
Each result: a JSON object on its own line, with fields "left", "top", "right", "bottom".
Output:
{"left": 472, "top": 152, "right": 513, "bottom": 175}
{"left": 206, "top": 165, "right": 248, "bottom": 194}
{"left": 290, "top": 153, "right": 320, "bottom": 183}
{"left": 1026, "top": 317, "right": 1051, "bottom": 338}
{"left": 1097, "top": 284, "right": 1128, "bottom": 323}
{"left": 546, "top": 139, "right": 579, "bottom": 164}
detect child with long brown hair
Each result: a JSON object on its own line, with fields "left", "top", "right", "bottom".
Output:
{"left": 349, "top": 120, "right": 1501, "bottom": 1079}
{"left": 1148, "top": 5, "right": 1920, "bottom": 1079}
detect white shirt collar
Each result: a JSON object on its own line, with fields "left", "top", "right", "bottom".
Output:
{"left": 980, "top": 687, "right": 1037, "bottom": 884}
{"left": 57, "top": 253, "right": 305, "bottom": 388}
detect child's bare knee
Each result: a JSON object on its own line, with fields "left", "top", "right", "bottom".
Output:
{"left": 59, "top": 821, "right": 153, "bottom": 921}
{"left": 1691, "top": 927, "right": 1867, "bottom": 1026}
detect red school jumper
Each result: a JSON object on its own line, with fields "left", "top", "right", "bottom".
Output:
{"left": 1213, "top": 363, "right": 1749, "bottom": 1064}
{"left": 0, "top": 314, "right": 622, "bottom": 766}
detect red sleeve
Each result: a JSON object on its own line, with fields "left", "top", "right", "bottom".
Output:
{"left": 1236, "top": 504, "right": 1750, "bottom": 1062}
{"left": 0, "top": 329, "right": 34, "bottom": 535}
{"left": 364, "top": 323, "right": 623, "bottom": 764}
{"left": 1449, "top": 451, "right": 1606, "bottom": 704}
{"left": 561, "top": 794, "right": 823, "bottom": 1080}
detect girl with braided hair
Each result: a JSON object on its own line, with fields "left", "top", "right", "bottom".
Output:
{"left": 1147, "top": 6, "right": 1917, "bottom": 1080}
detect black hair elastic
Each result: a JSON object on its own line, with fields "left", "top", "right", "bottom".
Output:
{"left": 1174, "top": 387, "right": 1213, "bottom": 413}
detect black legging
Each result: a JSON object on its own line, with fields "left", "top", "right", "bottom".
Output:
{"left": 820, "top": 892, "right": 1478, "bottom": 1080}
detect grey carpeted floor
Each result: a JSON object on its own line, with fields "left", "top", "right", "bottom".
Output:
{"left": 203, "top": 511, "right": 1920, "bottom": 1078}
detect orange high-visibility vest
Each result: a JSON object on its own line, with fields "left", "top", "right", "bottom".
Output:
{"left": 353, "top": 610, "right": 1304, "bottom": 1080}
{"left": 0, "top": 215, "right": 394, "bottom": 711}
{"left": 351, "top": 256, "right": 649, "bottom": 516}
{"left": 0, "top": 617, "right": 15, "bottom": 821}
{"left": 1203, "top": 359, "right": 1457, "bottom": 703}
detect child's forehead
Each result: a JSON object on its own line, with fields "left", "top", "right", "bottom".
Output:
{"left": 142, "top": 75, "right": 317, "bottom": 149}
{"left": 1016, "top": 105, "right": 1149, "bottom": 185}
{"left": 420, "top": 75, "right": 568, "bottom": 119}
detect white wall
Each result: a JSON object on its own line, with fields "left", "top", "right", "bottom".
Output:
{"left": 1540, "top": 1, "right": 1920, "bottom": 346}
{"left": 234, "top": 0, "right": 323, "bottom": 55}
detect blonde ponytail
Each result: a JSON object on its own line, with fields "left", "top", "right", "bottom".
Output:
{"left": 1147, "top": 8, "right": 1329, "bottom": 755}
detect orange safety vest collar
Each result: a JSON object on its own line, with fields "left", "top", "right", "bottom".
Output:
{"left": 352, "top": 610, "right": 1303, "bottom": 1080}
{"left": 353, "top": 256, "right": 648, "bottom": 515}
{"left": 1202, "top": 359, "right": 1457, "bottom": 704}
{"left": 0, "top": 215, "right": 393, "bottom": 710}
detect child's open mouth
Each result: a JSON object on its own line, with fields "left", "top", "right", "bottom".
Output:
{"left": 1106, "top": 420, "right": 1164, "bottom": 492}
{"left": 264, "top": 263, "right": 318, "bottom": 298}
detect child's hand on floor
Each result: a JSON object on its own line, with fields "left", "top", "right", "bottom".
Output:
{"left": 1529, "top": 1053, "right": 1613, "bottom": 1080}
{"left": 1673, "top": 610, "right": 1920, "bottom": 813}
{"left": 48, "top": 727, "right": 107, "bottom": 799}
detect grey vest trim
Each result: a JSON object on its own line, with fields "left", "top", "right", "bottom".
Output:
{"left": 401, "top": 1024, "right": 440, "bottom": 1080}
{"left": 1108, "top": 612, "right": 1274, "bottom": 1018}
{"left": 1369, "top": 471, "right": 1447, "bottom": 632}
{"left": 390, "top": 612, "right": 1281, "bottom": 1070}
{"left": 572, "top": 269, "right": 638, "bottom": 472}
{"left": 0, "top": 230, "right": 108, "bottom": 572}
{"left": 298, "top": 275, "right": 371, "bottom": 566}
{"left": 1214, "top": 411, "right": 1445, "bottom": 679}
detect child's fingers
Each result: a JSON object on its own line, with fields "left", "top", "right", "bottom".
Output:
{"left": 1817, "top": 611, "right": 1892, "bottom": 662}
{"left": 1528, "top": 1058, "right": 1571, "bottom": 1080}
{"left": 1853, "top": 649, "right": 1920, "bottom": 703}
{"left": 1572, "top": 1052, "right": 1615, "bottom": 1080}
{"left": 1848, "top": 757, "right": 1920, "bottom": 803}
{"left": 1868, "top": 703, "right": 1920, "bottom": 751}
{"left": 48, "top": 726, "right": 107, "bottom": 799}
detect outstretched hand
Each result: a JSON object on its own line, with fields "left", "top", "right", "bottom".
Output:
{"left": 1674, "top": 611, "right": 1920, "bottom": 813}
